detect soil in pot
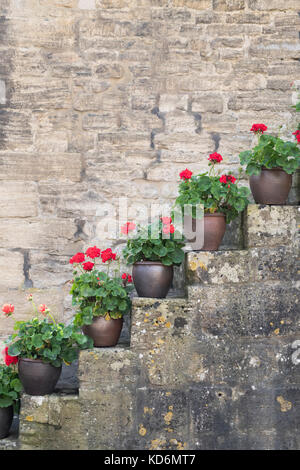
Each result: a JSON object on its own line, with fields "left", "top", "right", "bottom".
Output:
{"left": 0, "top": 406, "right": 13, "bottom": 439}
{"left": 18, "top": 358, "right": 62, "bottom": 396}
{"left": 250, "top": 167, "right": 292, "bottom": 205}
{"left": 132, "top": 261, "right": 173, "bottom": 298}
{"left": 82, "top": 316, "right": 123, "bottom": 347}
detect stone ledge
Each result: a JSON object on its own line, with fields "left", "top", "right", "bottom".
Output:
{"left": 244, "top": 204, "right": 299, "bottom": 248}
{"left": 78, "top": 346, "right": 139, "bottom": 392}
{"left": 186, "top": 246, "right": 298, "bottom": 285}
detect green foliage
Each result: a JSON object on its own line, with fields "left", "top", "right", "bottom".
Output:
{"left": 175, "top": 173, "right": 251, "bottom": 224}
{"left": 7, "top": 318, "right": 93, "bottom": 367}
{"left": 0, "top": 365, "right": 22, "bottom": 408}
{"left": 71, "top": 271, "right": 133, "bottom": 327}
{"left": 122, "top": 220, "right": 185, "bottom": 266}
{"left": 239, "top": 134, "right": 300, "bottom": 176}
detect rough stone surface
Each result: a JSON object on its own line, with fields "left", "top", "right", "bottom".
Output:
{"left": 0, "top": 0, "right": 299, "bottom": 450}
{"left": 0, "top": 2, "right": 299, "bottom": 348}
{"left": 16, "top": 204, "right": 300, "bottom": 450}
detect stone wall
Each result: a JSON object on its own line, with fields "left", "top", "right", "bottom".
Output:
{"left": 11, "top": 205, "right": 299, "bottom": 450}
{"left": 0, "top": 0, "right": 300, "bottom": 351}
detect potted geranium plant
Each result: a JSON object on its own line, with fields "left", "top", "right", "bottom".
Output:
{"left": 6, "top": 297, "right": 92, "bottom": 396}
{"left": 239, "top": 123, "right": 300, "bottom": 204}
{"left": 122, "top": 218, "right": 185, "bottom": 298}
{"left": 0, "top": 348, "right": 21, "bottom": 439}
{"left": 175, "top": 153, "right": 251, "bottom": 250}
{"left": 70, "top": 246, "right": 133, "bottom": 347}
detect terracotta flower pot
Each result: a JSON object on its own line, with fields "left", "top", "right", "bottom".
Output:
{"left": 250, "top": 167, "right": 292, "bottom": 205}
{"left": 0, "top": 406, "right": 13, "bottom": 439}
{"left": 18, "top": 358, "right": 62, "bottom": 396}
{"left": 132, "top": 261, "right": 173, "bottom": 298}
{"left": 82, "top": 316, "right": 123, "bottom": 347}
{"left": 200, "top": 213, "right": 226, "bottom": 251}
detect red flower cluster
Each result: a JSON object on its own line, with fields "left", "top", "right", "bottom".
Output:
{"left": 160, "top": 216, "right": 175, "bottom": 235}
{"left": 39, "top": 304, "right": 48, "bottom": 316}
{"left": 293, "top": 130, "right": 300, "bottom": 144}
{"left": 161, "top": 217, "right": 172, "bottom": 224}
{"left": 121, "top": 222, "right": 136, "bottom": 235}
{"left": 83, "top": 262, "right": 94, "bottom": 271}
{"left": 208, "top": 152, "right": 223, "bottom": 163}
{"left": 250, "top": 123, "right": 268, "bottom": 134}
{"left": 219, "top": 174, "right": 236, "bottom": 185}
{"left": 121, "top": 273, "right": 132, "bottom": 283}
{"left": 85, "top": 246, "right": 101, "bottom": 259}
{"left": 101, "top": 248, "right": 117, "bottom": 263}
{"left": 1, "top": 347, "right": 18, "bottom": 366}
{"left": 163, "top": 224, "right": 175, "bottom": 234}
{"left": 69, "top": 252, "right": 85, "bottom": 264}
{"left": 2, "top": 304, "right": 14, "bottom": 317}
{"left": 179, "top": 168, "right": 193, "bottom": 180}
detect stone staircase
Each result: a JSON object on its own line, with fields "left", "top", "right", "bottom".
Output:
{"left": 1, "top": 204, "right": 299, "bottom": 450}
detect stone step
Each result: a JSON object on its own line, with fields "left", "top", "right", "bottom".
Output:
{"left": 14, "top": 204, "right": 300, "bottom": 450}
{"left": 244, "top": 204, "right": 299, "bottom": 248}
{"left": 186, "top": 246, "right": 298, "bottom": 286}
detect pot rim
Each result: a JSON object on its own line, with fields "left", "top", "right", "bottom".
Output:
{"left": 203, "top": 212, "right": 226, "bottom": 218}
{"left": 261, "top": 166, "right": 290, "bottom": 173}
{"left": 133, "top": 260, "right": 173, "bottom": 266}
{"left": 19, "top": 357, "right": 61, "bottom": 367}
{"left": 90, "top": 316, "right": 123, "bottom": 322}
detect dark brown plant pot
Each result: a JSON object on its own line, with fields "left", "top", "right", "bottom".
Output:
{"left": 250, "top": 167, "right": 292, "bottom": 205}
{"left": 18, "top": 358, "right": 62, "bottom": 396}
{"left": 199, "top": 213, "right": 226, "bottom": 251}
{"left": 132, "top": 261, "right": 173, "bottom": 298}
{"left": 0, "top": 406, "right": 13, "bottom": 439}
{"left": 82, "top": 316, "right": 123, "bottom": 347}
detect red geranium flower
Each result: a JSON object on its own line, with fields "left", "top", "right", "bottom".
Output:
{"left": 85, "top": 246, "right": 101, "bottom": 259}
{"left": 250, "top": 123, "right": 268, "bottom": 134}
{"left": 121, "top": 273, "right": 132, "bottom": 283}
{"left": 69, "top": 252, "right": 85, "bottom": 264}
{"left": 161, "top": 217, "right": 172, "bottom": 225}
{"left": 101, "top": 248, "right": 117, "bottom": 263}
{"left": 292, "top": 130, "right": 300, "bottom": 144}
{"left": 208, "top": 152, "right": 223, "bottom": 163}
{"left": 39, "top": 304, "right": 48, "bottom": 315}
{"left": 121, "top": 222, "right": 136, "bottom": 235}
{"left": 219, "top": 175, "right": 236, "bottom": 185}
{"left": 162, "top": 224, "right": 175, "bottom": 234}
{"left": 82, "top": 262, "right": 94, "bottom": 271}
{"left": 179, "top": 168, "right": 193, "bottom": 180}
{"left": 2, "top": 304, "right": 14, "bottom": 317}
{"left": 2, "top": 347, "right": 18, "bottom": 366}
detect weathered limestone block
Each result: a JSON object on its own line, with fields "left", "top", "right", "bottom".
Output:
{"left": 78, "top": 347, "right": 139, "bottom": 391}
{"left": 172, "top": 0, "right": 211, "bottom": 9}
{"left": 19, "top": 394, "right": 84, "bottom": 450}
{"left": 188, "top": 282, "right": 300, "bottom": 338}
{"left": 0, "top": 182, "right": 38, "bottom": 218}
{"left": 245, "top": 204, "right": 299, "bottom": 248}
{"left": 212, "top": 0, "right": 245, "bottom": 10}
{"left": 191, "top": 93, "right": 224, "bottom": 113}
{"left": 78, "top": 347, "right": 138, "bottom": 449}
{"left": 0, "top": 153, "right": 82, "bottom": 182}
{"left": 0, "top": 249, "right": 25, "bottom": 289}
{"left": 0, "top": 219, "right": 79, "bottom": 253}
{"left": 134, "top": 388, "right": 189, "bottom": 450}
{"left": 186, "top": 246, "right": 298, "bottom": 285}
{"left": 131, "top": 298, "right": 206, "bottom": 386}
{"left": 248, "top": 0, "right": 300, "bottom": 10}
